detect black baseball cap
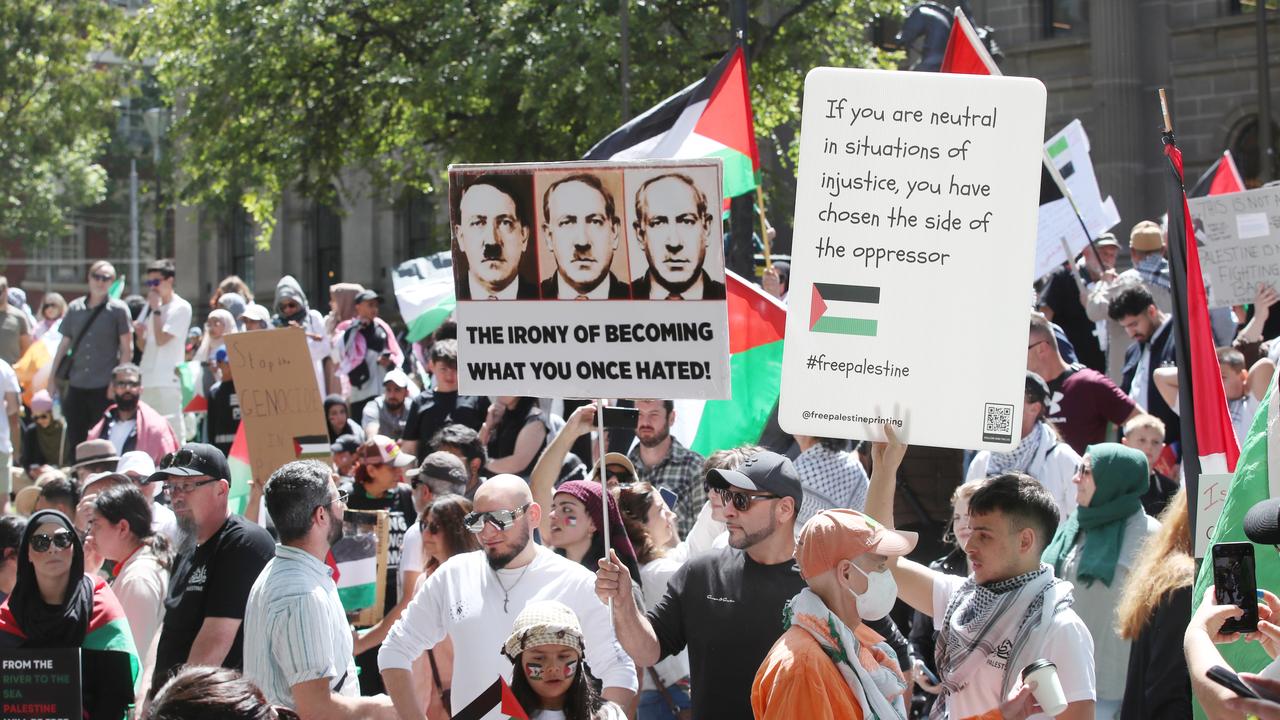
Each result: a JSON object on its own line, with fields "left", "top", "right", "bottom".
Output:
{"left": 1026, "top": 371, "right": 1050, "bottom": 403}
{"left": 331, "top": 435, "right": 361, "bottom": 454}
{"left": 706, "top": 451, "right": 803, "bottom": 505}
{"left": 1245, "top": 498, "right": 1280, "bottom": 544}
{"left": 147, "top": 443, "right": 231, "bottom": 483}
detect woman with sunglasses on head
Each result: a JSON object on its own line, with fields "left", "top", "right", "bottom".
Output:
{"left": 503, "top": 600, "right": 627, "bottom": 720}
{"left": 0, "top": 509, "right": 140, "bottom": 719}
{"left": 617, "top": 482, "right": 691, "bottom": 720}
{"left": 1042, "top": 443, "right": 1158, "bottom": 720}
{"left": 541, "top": 479, "right": 641, "bottom": 586}
{"left": 90, "top": 483, "right": 173, "bottom": 695}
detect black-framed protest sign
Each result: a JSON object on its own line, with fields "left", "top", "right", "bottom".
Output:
{"left": 1, "top": 648, "right": 81, "bottom": 720}
{"left": 449, "top": 159, "right": 731, "bottom": 400}
{"left": 779, "top": 68, "right": 1046, "bottom": 451}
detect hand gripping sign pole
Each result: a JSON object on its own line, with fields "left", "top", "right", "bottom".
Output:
{"left": 595, "top": 399, "right": 612, "bottom": 614}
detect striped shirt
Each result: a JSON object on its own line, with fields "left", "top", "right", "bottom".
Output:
{"left": 243, "top": 544, "right": 358, "bottom": 708}
{"left": 629, "top": 438, "right": 706, "bottom": 537}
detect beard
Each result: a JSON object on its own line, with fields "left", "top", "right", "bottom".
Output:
{"left": 175, "top": 514, "right": 198, "bottom": 555}
{"left": 727, "top": 513, "right": 777, "bottom": 550}
{"left": 485, "top": 522, "right": 531, "bottom": 570}
{"left": 327, "top": 515, "right": 345, "bottom": 547}
{"left": 637, "top": 424, "right": 670, "bottom": 449}
{"left": 385, "top": 397, "right": 404, "bottom": 412}
{"left": 116, "top": 393, "right": 139, "bottom": 411}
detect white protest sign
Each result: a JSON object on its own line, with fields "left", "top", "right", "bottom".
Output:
{"left": 1195, "top": 473, "right": 1234, "bottom": 559}
{"left": 1188, "top": 185, "right": 1280, "bottom": 306}
{"left": 1034, "top": 119, "right": 1120, "bottom": 279}
{"left": 779, "top": 68, "right": 1045, "bottom": 450}
{"left": 451, "top": 160, "right": 730, "bottom": 399}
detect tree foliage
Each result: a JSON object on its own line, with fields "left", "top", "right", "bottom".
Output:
{"left": 0, "top": 0, "right": 121, "bottom": 247}
{"left": 136, "top": 0, "right": 899, "bottom": 244}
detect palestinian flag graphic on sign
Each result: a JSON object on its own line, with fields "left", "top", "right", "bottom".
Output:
{"left": 294, "top": 435, "right": 331, "bottom": 460}
{"left": 809, "top": 283, "right": 880, "bottom": 337}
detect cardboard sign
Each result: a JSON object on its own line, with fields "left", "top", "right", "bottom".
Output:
{"left": 1, "top": 648, "right": 81, "bottom": 719}
{"left": 449, "top": 160, "right": 731, "bottom": 400}
{"left": 337, "top": 508, "right": 390, "bottom": 627}
{"left": 224, "top": 327, "right": 330, "bottom": 482}
{"left": 780, "top": 68, "right": 1046, "bottom": 450}
{"left": 1188, "top": 185, "right": 1280, "bottom": 306}
{"left": 1035, "top": 119, "right": 1120, "bottom": 279}
{"left": 1195, "top": 472, "right": 1234, "bottom": 559}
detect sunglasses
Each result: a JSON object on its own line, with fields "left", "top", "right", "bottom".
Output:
{"left": 163, "top": 478, "right": 220, "bottom": 495}
{"left": 464, "top": 503, "right": 531, "bottom": 533}
{"left": 1074, "top": 463, "right": 1093, "bottom": 477}
{"left": 422, "top": 519, "right": 441, "bottom": 534}
{"left": 159, "top": 449, "right": 198, "bottom": 469}
{"left": 144, "top": 278, "right": 164, "bottom": 287}
{"left": 90, "top": 273, "right": 114, "bottom": 283}
{"left": 32, "top": 413, "right": 51, "bottom": 422}
{"left": 715, "top": 487, "right": 781, "bottom": 512}
{"left": 31, "top": 531, "right": 74, "bottom": 553}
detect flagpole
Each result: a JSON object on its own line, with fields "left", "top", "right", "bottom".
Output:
{"left": 755, "top": 185, "right": 772, "bottom": 270}
{"left": 595, "top": 399, "right": 612, "bottom": 614}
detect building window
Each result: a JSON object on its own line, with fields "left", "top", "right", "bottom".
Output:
{"left": 219, "top": 204, "right": 255, "bottom": 291}
{"left": 1229, "top": 116, "right": 1280, "bottom": 188}
{"left": 1043, "top": 0, "right": 1089, "bottom": 38}
{"left": 1230, "top": 0, "right": 1279, "bottom": 14}
{"left": 395, "top": 188, "right": 443, "bottom": 262}
{"left": 31, "top": 229, "right": 85, "bottom": 286}
{"left": 305, "top": 198, "right": 343, "bottom": 307}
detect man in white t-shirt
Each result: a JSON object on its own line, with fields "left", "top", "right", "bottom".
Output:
{"left": 866, "top": 428, "right": 1096, "bottom": 720}
{"left": 0, "top": 358, "right": 19, "bottom": 511}
{"left": 134, "top": 259, "right": 192, "bottom": 441}
{"left": 379, "top": 474, "right": 636, "bottom": 720}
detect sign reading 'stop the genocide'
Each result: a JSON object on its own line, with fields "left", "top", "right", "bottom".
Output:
{"left": 450, "top": 159, "right": 731, "bottom": 400}
{"left": 780, "top": 68, "right": 1047, "bottom": 451}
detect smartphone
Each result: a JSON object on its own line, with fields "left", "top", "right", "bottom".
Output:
{"left": 600, "top": 406, "right": 640, "bottom": 429}
{"left": 1213, "top": 541, "right": 1259, "bottom": 634}
{"left": 1207, "top": 665, "right": 1259, "bottom": 699}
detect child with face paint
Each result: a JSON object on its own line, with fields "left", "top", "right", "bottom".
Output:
{"left": 503, "top": 601, "right": 626, "bottom": 720}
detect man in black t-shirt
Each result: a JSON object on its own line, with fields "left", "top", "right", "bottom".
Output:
{"left": 400, "top": 340, "right": 487, "bottom": 457}
{"left": 147, "top": 443, "right": 275, "bottom": 697}
{"left": 596, "top": 451, "right": 806, "bottom": 720}
{"left": 1037, "top": 261, "right": 1105, "bottom": 373}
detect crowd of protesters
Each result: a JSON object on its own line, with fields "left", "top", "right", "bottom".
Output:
{"left": 0, "top": 216, "right": 1277, "bottom": 720}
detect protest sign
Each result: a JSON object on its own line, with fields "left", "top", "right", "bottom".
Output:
{"left": 337, "top": 508, "right": 390, "bottom": 626}
{"left": 779, "top": 68, "right": 1045, "bottom": 450}
{"left": 223, "top": 327, "right": 330, "bottom": 483}
{"left": 1188, "top": 184, "right": 1280, "bottom": 306}
{"left": 1195, "top": 472, "right": 1234, "bottom": 559}
{"left": 1034, "top": 119, "right": 1120, "bottom": 279}
{"left": 450, "top": 160, "right": 731, "bottom": 400}
{"left": 0, "top": 649, "right": 81, "bottom": 720}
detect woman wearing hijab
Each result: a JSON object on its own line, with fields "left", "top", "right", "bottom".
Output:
{"left": 324, "top": 394, "right": 365, "bottom": 443}
{"left": 193, "top": 308, "right": 237, "bottom": 398}
{"left": 1042, "top": 443, "right": 1158, "bottom": 720}
{"left": 273, "top": 275, "right": 332, "bottom": 395}
{"left": 0, "top": 509, "right": 140, "bottom": 719}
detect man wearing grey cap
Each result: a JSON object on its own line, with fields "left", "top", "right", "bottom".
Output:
{"left": 594, "top": 451, "right": 810, "bottom": 720}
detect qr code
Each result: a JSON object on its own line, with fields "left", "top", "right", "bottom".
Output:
{"left": 982, "top": 403, "right": 1014, "bottom": 444}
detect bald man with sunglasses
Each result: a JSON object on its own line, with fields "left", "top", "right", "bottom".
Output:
{"left": 380, "top": 474, "right": 636, "bottom": 720}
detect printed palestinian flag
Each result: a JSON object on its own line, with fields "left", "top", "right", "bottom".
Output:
{"left": 1191, "top": 376, "right": 1277, "bottom": 678}
{"left": 294, "top": 435, "right": 331, "bottom": 460}
{"left": 583, "top": 46, "right": 760, "bottom": 201}
{"left": 452, "top": 676, "right": 529, "bottom": 720}
{"left": 1189, "top": 149, "right": 1246, "bottom": 198}
{"left": 808, "top": 283, "right": 879, "bottom": 337}
{"left": 332, "top": 531, "right": 378, "bottom": 612}
{"left": 0, "top": 577, "right": 140, "bottom": 687}
{"left": 675, "top": 270, "right": 786, "bottom": 456}
{"left": 228, "top": 422, "right": 253, "bottom": 516}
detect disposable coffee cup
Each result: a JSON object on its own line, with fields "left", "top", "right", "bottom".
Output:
{"left": 1021, "top": 659, "right": 1067, "bottom": 716}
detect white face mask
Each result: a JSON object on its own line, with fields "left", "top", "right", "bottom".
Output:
{"left": 847, "top": 562, "right": 898, "bottom": 621}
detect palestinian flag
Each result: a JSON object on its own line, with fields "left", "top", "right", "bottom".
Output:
{"left": 583, "top": 46, "right": 760, "bottom": 200}
{"left": 1189, "top": 149, "right": 1246, "bottom": 198}
{"left": 452, "top": 676, "right": 528, "bottom": 720}
{"left": 676, "top": 270, "right": 786, "bottom": 456}
{"left": 332, "top": 531, "right": 378, "bottom": 612}
{"left": 0, "top": 576, "right": 140, "bottom": 691}
{"left": 1191, "top": 376, "right": 1278, "bottom": 679}
{"left": 109, "top": 275, "right": 126, "bottom": 300}
{"left": 177, "top": 360, "right": 202, "bottom": 412}
{"left": 228, "top": 422, "right": 253, "bottom": 516}
{"left": 395, "top": 275, "right": 455, "bottom": 343}
{"left": 939, "top": 7, "right": 1000, "bottom": 75}
{"left": 294, "top": 435, "right": 331, "bottom": 460}
{"left": 809, "top": 283, "right": 879, "bottom": 337}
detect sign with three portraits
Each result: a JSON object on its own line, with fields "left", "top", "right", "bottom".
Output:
{"left": 450, "top": 160, "right": 731, "bottom": 400}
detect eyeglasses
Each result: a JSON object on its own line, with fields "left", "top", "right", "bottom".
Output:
{"left": 163, "top": 478, "right": 220, "bottom": 495}
{"left": 464, "top": 503, "right": 531, "bottom": 533}
{"left": 280, "top": 302, "right": 300, "bottom": 310}
{"left": 1027, "top": 340, "right": 1046, "bottom": 351}
{"left": 715, "top": 487, "right": 781, "bottom": 512}
{"left": 317, "top": 491, "right": 349, "bottom": 512}
{"left": 90, "top": 273, "right": 114, "bottom": 283}
{"left": 31, "top": 531, "right": 74, "bottom": 553}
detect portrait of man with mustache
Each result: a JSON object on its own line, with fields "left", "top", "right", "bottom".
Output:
{"left": 538, "top": 172, "right": 632, "bottom": 300}
{"left": 452, "top": 173, "right": 541, "bottom": 301}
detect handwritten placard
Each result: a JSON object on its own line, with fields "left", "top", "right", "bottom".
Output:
{"left": 1195, "top": 472, "right": 1234, "bottom": 559}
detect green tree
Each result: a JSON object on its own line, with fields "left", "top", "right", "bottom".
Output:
{"left": 0, "top": 0, "right": 122, "bottom": 246}
{"left": 136, "top": 0, "right": 898, "bottom": 244}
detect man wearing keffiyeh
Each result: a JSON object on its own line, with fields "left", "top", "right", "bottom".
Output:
{"left": 865, "top": 426, "right": 1097, "bottom": 720}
